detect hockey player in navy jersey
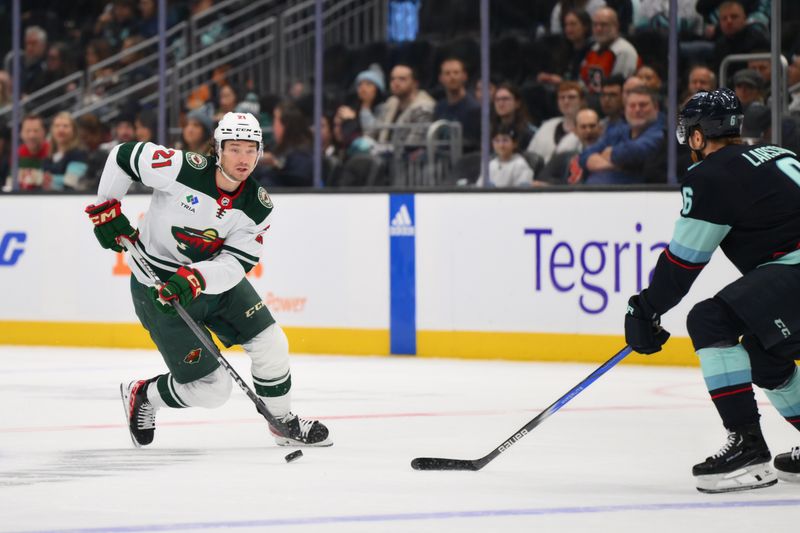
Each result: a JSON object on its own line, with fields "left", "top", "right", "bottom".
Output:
{"left": 625, "top": 88, "right": 800, "bottom": 493}
{"left": 85, "top": 112, "right": 331, "bottom": 448}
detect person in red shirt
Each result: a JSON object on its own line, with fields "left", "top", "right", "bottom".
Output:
{"left": 17, "top": 114, "right": 50, "bottom": 191}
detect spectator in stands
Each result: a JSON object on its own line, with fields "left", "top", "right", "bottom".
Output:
{"left": 3, "top": 26, "right": 48, "bottom": 95}
{"left": 491, "top": 82, "right": 537, "bottom": 152}
{"left": 536, "top": 107, "right": 602, "bottom": 185}
{"left": 476, "top": 125, "right": 534, "bottom": 188}
{"left": 178, "top": 108, "right": 214, "bottom": 155}
{"left": 433, "top": 57, "right": 481, "bottom": 151}
{"left": 94, "top": 0, "right": 140, "bottom": 52}
{"left": 538, "top": 8, "right": 594, "bottom": 87}
{"left": 599, "top": 74, "right": 625, "bottom": 129}
{"left": 745, "top": 50, "right": 772, "bottom": 99}
{"left": 712, "top": 0, "right": 769, "bottom": 72}
{"left": 333, "top": 105, "right": 376, "bottom": 158}
{"left": 76, "top": 114, "right": 111, "bottom": 192}
{"left": 697, "top": 0, "right": 771, "bottom": 40}
{"left": 550, "top": 0, "right": 607, "bottom": 34}
{"left": 83, "top": 39, "right": 114, "bottom": 106}
{"left": 622, "top": 74, "right": 646, "bottom": 103}
{"left": 354, "top": 64, "right": 386, "bottom": 136}
{"left": 376, "top": 64, "right": 435, "bottom": 146}
{"left": 191, "top": 0, "right": 228, "bottom": 47}
{"left": 16, "top": 114, "right": 50, "bottom": 191}
{"left": 0, "top": 71, "right": 11, "bottom": 108}
{"left": 214, "top": 84, "right": 239, "bottom": 123}
{"left": 579, "top": 86, "right": 665, "bottom": 184}
{"left": 633, "top": 0, "right": 704, "bottom": 35}
{"left": 0, "top": 126, "right": 10, "bottom": 190}
{"left": 100, "top": 113, "right": 137, "bottom": 151}
{"left": 135, "top": 108, "right": 156, "bottom": 143}
{"left": 636, "top": 65, "right": 663, "bottom": 94}
{"left": 137, "top": 0, "right": 178, "bottom": 38}
{"left": 259, "top": 102, "right": 314, "bottom": 187}
{"left": 40, "top": 42, "right": 76, "bottom": 88}
{"left": 686, "top": 65, "right": 717, "bottom": 96}
{"left": 580, "top": 7, "right": 640, "bottom": 95}
{"left": 474, "top": 76, "right": 498, "bottom": 103}
{"left": 42, "top": 111, "right": 88, "bottom": 191}
{"left": 526, "top": 80, "right": 585, "bottom": 164}
{"left": 732, "top": 68, "right": 764, "bottom": 110}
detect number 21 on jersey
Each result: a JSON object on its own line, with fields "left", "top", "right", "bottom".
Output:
{"left": 152, "top": 149, "right": 175, "bottom": 169}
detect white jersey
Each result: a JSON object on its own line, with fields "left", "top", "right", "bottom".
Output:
{"left": 96, "top": 141, "right": 273, "bottom": 294}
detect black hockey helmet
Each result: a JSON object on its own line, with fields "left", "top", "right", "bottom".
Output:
{"left": 676, "top": 88, "right": 743, "bottom": 145}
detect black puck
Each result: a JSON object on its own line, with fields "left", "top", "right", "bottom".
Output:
{"left": 285, "top": 450, "right": 303, "bottom": 463}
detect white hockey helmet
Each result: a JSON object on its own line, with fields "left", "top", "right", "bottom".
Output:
{"left": 214, "top": 111, "right": 264, "bottom": 161}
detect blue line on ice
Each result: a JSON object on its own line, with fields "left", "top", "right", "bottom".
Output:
{"left": 14, "top": 499, "right": 800, "bottom": 532}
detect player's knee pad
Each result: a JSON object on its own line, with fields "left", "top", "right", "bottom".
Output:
{"left": 174, "top": 366, "right": 232, "bottom": 408}
{"left": 686, "top": 298, "right": 743, "bottom": 351}
{"left": 743, "top": 335, "right": 798, "bottom": 389}
{"left": 243, "top": 323, "right": 290, "bottom": 380}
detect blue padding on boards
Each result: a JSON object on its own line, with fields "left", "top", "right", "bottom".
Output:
{"left": 389, "top": 194, "right": 416, "bottom": 355}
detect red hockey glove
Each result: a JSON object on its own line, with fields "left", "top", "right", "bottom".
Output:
{"left": 149, "top": 267, "right": 206, "bottom": 315}
{"left": 85, "top": 199, "right": 138, "bottom": 252}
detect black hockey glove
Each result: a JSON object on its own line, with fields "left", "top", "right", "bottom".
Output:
{"left": 625, "top": 293, "right": 670, "bottom": 355}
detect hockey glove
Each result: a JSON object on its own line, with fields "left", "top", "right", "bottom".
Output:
{"left": 149, "top": 266, "right": 206, "bottom": 315}
{"left": 85, "top": 199, "right": 138, "bottom": 253}
{"left": 625, "top": 293, "right": 670, "bottom": 354}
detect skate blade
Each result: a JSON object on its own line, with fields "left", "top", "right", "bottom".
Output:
{"left": 696, "top": 462, "right": 778, "bottom": 493}
{"left": 777, "top": 470, "right": 800, "bottom": 483}
{"left": 274, "top": 436, "right": 333, "bottom": 447}
{"left": 119, "top": 383, "right": 142, "bottom": 449}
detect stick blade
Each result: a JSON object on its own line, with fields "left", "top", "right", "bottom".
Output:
{"left": 411, "top": 457, "right": 480, "bottom": 471}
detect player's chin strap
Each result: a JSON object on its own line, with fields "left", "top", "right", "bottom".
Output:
{"left": 216, "top": 156, "right": 257, "bottom": 185}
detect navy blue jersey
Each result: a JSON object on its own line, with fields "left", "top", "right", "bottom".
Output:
{"left": 645, "top": 144, "right": 800, "bottom": 314}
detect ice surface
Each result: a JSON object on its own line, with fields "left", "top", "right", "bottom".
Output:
{"left": 1, "top": 346, "right": 798, "bottom": 532}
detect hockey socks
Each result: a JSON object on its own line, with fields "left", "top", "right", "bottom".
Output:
{"left": 764, "top": 367, "right": 800, "bottom": 432}
{"left": 697, "top": 345, "right": 760, "bottom": 429}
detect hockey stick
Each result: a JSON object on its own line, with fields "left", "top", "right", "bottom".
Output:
{"left": 116, "top": 235, "right": 290, "bottom": 437}
{"left": 411, "top": 344, "right": 633, "bottom": 471}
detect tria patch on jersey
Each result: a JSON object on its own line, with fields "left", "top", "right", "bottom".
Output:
{"left": 184, "top": 348, "right": 202, "bottom": 364}
{"left": 172, "top": 226, "right": 224, "bottom": 261}
{"left": 185, "top": 152, "right": 208, "bottom": 170}
{"left": 258, "top": 187, "right": 273, "bottom": 208}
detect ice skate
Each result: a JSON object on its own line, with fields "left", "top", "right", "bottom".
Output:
{"left": 270, "top": 412, "right": 332, "bottom": 447}
{"left": 774, "top": 446, "right": 800, "bottom": 483}
{"left": 692, "top": 424, "right": 777, "bottom": 493}
{"left": 120, "top": 379, "right": 158, "bottom": 447}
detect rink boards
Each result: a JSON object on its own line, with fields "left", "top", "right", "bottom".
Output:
{"left": 0, "top": 192, "right": 741, "bottom": 365}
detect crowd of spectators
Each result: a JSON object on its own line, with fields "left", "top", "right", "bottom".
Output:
{"left": 3, "top": 0, "right": 800, "bottom": 191}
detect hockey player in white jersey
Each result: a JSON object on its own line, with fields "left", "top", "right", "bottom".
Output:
{"left": 85, "top": 112, "right": 331, "bottom": 448}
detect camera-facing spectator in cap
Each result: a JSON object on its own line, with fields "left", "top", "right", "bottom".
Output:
{"left": 732, "top": 68, "right": 764, "bottom": 110}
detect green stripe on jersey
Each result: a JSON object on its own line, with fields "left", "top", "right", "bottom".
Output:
{"left": 221, "top": 245, "right": 260, "bottom": 264}
{"left": 116, "top": 142, "right": 141, "bottom": 182}
{"left": 762, "top": 248, "right": 800, "bottom": 267}
{"left": 669, "top": 217, "right": 731, "bottom": 264}
{"left": 133, "top": 142, "right": 145, "bottom": 180}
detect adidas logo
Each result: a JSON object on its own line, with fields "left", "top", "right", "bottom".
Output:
{"left": 390, "top": 204, "right": 415, "bottom": 236}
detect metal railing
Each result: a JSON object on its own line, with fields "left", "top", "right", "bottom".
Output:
{"left": 719, "top": 53, "right": 789, "bottom": 114}
{"left": 371, "top": 121, "right": 463, "bottom": 186}
{"left": 280, "top": 0, "right": 387, "bottom": 88}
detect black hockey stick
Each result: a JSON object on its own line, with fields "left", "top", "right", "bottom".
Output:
{"left": 411, "top": 345, "right": 633, "bottom": 471}
{"left": 117, "top": 236, "right": 290, "bottom": 437}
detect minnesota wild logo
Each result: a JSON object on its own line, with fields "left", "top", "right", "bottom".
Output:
{"left": 172, "top": 226, "right": 224, "bottom": 261}
{"left": 184, "top": 348, "right": 202, "bottom": 364}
